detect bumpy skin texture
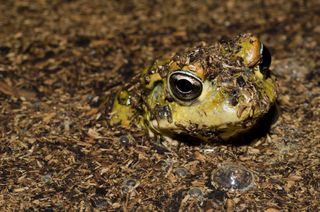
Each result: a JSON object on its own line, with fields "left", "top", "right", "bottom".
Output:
{"left": 109, "top": 34, "right": 277, "bottom": 141}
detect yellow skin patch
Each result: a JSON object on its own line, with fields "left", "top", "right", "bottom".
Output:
{"left": 109, "top": 33, "right": 277, "bottom": 142}
{"left": 109, "top": 90, "right": 133, "bottom": 127}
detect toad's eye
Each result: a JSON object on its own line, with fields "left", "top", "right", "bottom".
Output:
{"left": 168, "top": 71, "right": 203, "bottom": 103}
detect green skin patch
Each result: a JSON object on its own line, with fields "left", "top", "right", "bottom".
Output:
{"left": 109, "top": 33, "right": 277, "bottom": 142}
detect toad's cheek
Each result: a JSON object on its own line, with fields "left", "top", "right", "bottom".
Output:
{"left": 168, "top": 81, "right": 241, "bottom": 129}
{"left": 154, "top": 89, "right": 259, "bottom": 140}
{"left": 155, "top": 85, "right": 241, "bottom": 132}
{"left": 168, "top": 100, "right": 241, "bottom": 129}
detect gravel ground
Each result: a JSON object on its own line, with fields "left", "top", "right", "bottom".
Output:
{"left": 0, "top": 0, "right": 319, "bottom": 211}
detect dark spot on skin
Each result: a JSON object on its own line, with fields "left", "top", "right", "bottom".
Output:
{"left": 236, "top": 76, "right": 246, "bottom": 87}
{"left": 229, "top": 89, "right": 239, "bottom": 106}
{"left": 144, "top": 76, "right": 151, "bottom": 84}
{"left": 172, "top": 54, "right": 180, "bottom": 62}
{"left": 153, "top": 105, "right": 173, "bottom": 123}
{"left": 158, "top": 65, "right": 169, "bottom": 78}
{"left": 188, "top": 48, "right": 205, "bottom": 63}
{"left": 165, "top": 92, "right": 174, "bottom": 102}
{"left": 237, "top": 57, "right": 245, "bottom": 65}
{"left": 147, "top": 68, "right": 156, "bottom": 75}
{"left": 244, "top": 68, "right": 253, "bottom": 76}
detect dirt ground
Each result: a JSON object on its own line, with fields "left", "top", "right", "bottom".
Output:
{"left": 0, "top": 0, "right": 319, "bottom": 211}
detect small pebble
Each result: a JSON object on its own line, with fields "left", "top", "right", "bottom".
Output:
{"left": 174, "top": 167, "right": 189, "bottom": 178}
{"left": 188, "top": 187, "right": 203, "bottom": 199}
{"left": 211, "top": 164, "right": 254, "bottom": 192}
{"left": 43, "top": 174, "right": 53, "bottom": 184}
{"left": 121, "top": 179, "right": 138, "bottom": 193}
{"left": 119, "top": 135, "right": 131, "bottom": 147}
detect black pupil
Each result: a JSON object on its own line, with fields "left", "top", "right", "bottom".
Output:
{"left": 176, "top": 79, "right": 193, "bottom": 93}
{"left": 169, "top": 72, "right": 203, "bottom": 102}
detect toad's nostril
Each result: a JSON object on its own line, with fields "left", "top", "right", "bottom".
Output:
{"left": 229, "top": 89, "right": 239, "bottom": 106}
